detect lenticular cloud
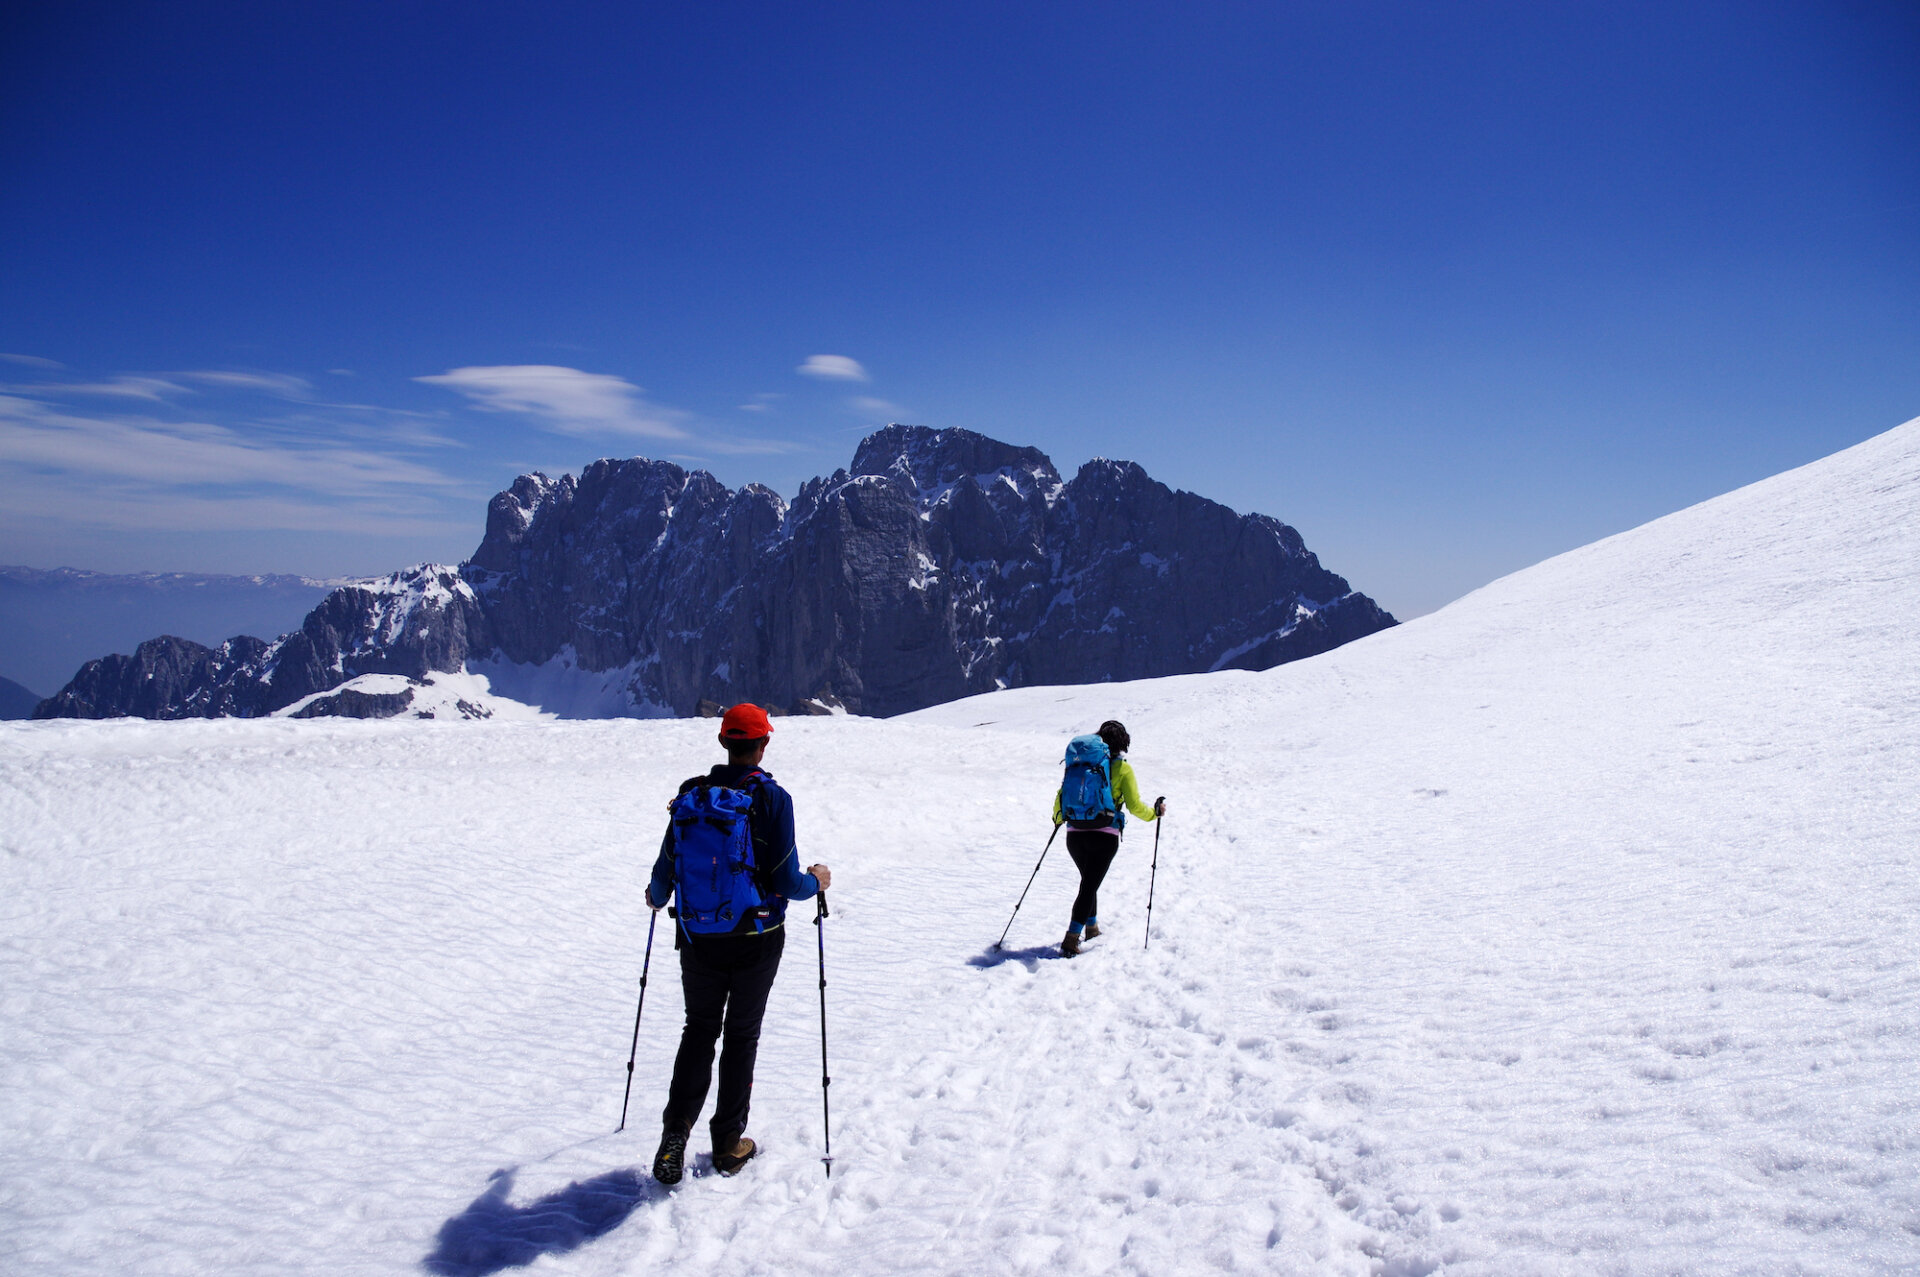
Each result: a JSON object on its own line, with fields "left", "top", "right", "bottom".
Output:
{"left": 418, "top": 365, "right": 688, "bottom": 439}
{"left": 796, "top": 354, "right": 869, "bottom": 382}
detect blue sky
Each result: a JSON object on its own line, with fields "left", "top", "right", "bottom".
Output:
{"left": 2, "top": 1, "right": 1914, "bottom": 617}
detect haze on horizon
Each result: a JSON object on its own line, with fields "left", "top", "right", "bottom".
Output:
{"left": 1, "top": 2, "right": 1915, "bottom": 620}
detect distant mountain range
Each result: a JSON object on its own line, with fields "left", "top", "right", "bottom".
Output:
{"left": 0, "top": 675, "right": 42, "bottom": 720}
{"left": 34, "top": 426, "right": 1396, "bottom": 720}
{"left": 0, "top": 566, "right": 357, "bottom": 698}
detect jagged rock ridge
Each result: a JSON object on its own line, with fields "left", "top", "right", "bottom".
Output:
{"left": 37, "top": 426, "right": 1395, "bottom": 720}
{"left": 37, "top": 568, "right": 490, "bottom": 720}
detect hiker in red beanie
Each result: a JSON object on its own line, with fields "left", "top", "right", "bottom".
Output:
{"left": 643, "top": 703, "right": 831, "bottom": 1183}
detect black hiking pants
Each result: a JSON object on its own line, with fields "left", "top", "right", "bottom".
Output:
{"left": 1066, "top": 830, "right": 1121, "bottom": 928}
{"left": 662, "top": 925, "right": 785, "bottom": 1147}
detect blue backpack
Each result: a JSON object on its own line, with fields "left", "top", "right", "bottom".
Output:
{"left": 666, "top": 775, "right": 771, "bottom": 936}
{"left": 1059, "top": 734, "right": 1117, "bottom": 829}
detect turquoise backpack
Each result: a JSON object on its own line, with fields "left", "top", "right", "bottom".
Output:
{"left": 1059, "top": 735, "right": 1117, "bottom": 829}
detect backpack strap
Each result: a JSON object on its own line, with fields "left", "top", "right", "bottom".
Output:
{"left": 737, "top": 769, "right": 777, "bottom": 884}
{"left": 725, "top": 770, "right": 778, "bottom": 933}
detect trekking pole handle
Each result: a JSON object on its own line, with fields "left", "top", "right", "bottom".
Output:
{"left": 816, "top": 892, "right": 829, "bottom": 989}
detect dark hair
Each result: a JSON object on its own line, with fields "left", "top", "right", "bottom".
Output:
{"left": 722, "top": 735, "right": 768, "bottom": 761}
{"left": 1097, "top": 720, "right": 1130, "bottom": 756}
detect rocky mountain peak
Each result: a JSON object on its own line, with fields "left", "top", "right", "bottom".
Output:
{"left": 472, "top": 472, "right": 566, "bottom": 572}
{"left": 38, "top": 427, "right": 1396, "bottom": 720}
{"left": 851, "top": 425, "right": 1062, "bottom": 509}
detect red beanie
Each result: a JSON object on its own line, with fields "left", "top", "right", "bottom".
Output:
{"left": 719, "top": 703, "right": 773, "bottom": 741}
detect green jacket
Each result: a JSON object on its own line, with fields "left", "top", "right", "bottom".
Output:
{"left": 1053, "top": 757, "right": 1159, "bottom": 830}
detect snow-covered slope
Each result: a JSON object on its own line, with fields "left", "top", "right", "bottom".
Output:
{"left": 2, "top": 418, "right": 1915, "bottom": 1275}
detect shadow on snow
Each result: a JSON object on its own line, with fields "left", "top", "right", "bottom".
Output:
{"left": 969, "top": 942, "right": 1068, "bottom": 969}
{"left": 421, "top": 1166, "right": 658, "bottom": 1276}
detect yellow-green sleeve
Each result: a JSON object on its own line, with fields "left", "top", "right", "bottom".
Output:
{"left": 1114, "top": 760, "right": 1158, "bottom": 822}
{"left": 1051, "top": 789, "right": 1063, "bottom": 824}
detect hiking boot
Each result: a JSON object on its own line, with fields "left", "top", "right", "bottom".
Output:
{"left": 652, "top": 1125, "right": 690, "bottom": 1185}
{"left": 1061, "top": 930, "right": 1082, "bottom": 958}
{"left": 713, "top": 1136, "right": 758, "bottom": 1176}
{"left": 1083, "top": 922, "right": 1102, "bottom": 941}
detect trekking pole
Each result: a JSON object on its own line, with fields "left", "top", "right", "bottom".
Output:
{"left": 814, "top": 891, "right": 833, "bottom": 1178}
{"left": 992, "top": 823, "right": 1062, "bottom": 951}
{"left": 616, "top": 910, "right": 658, "bottom": 1133}
{"left": 1143, "top": 800, "right": 1165, "bottom": 950}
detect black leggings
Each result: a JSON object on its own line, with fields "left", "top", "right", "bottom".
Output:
{"left": 1065, "top": 830, "right": 1120, "bottom": 928}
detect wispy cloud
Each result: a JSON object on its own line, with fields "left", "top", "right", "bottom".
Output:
{"left": 4, "top": 369, "right": 318, "bottom": 404}
{"left": 417, "top": 365, "right": 689, "bottom": 439}
{"left": 0, "top": 393, "right": 471, "bottom": 536}
{"left": 0, "top": 396, "right": 461, "bottom": 494}
{"left": 179, "top": 370, "right": 313, "bottom": 398}
{"left": 0, "top": 484, "right": 465, "bottom": 536}
{"left": 0, "top": 357, "right": 827, "bottom": 548}
{"left": 274, "top": 403, "right": 464, "bottom": 451}
{"left": 850, "top": 396, "right": 907, "bottom": 420}
{"left": 798, "top": 354, "right": 870, "bottom": 382}
{"left": 1, "top": 353, "right": 65, "bottom": 369}
{"left": 6, "top": 375, "right": 188, "bottom": 401}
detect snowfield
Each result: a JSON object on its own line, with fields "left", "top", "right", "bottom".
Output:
{"left": 3, "top": 418, "right": 1917, "bottom": 1275}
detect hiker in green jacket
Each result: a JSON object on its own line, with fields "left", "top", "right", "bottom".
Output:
{"left": 1052, "top": 719, "right": 1164, "bottom": 957}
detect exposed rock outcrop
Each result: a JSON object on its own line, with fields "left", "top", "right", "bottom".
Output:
{"left": 289, "top": 686, "right": 417, "bottom": 720}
